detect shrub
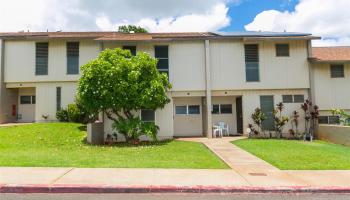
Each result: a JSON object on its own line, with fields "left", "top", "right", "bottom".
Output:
{"left": 56, "top": 109, "right": 69, "bottom": 122}
{"left": 112, "top": 117, "right": 159, "bottom": 144}
{"left": 67, "top": 104, "right": 84, "bottom": 123}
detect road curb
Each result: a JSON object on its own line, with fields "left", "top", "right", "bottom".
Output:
{"left": 1, "top": 184, "right": 350, "bottom": 194}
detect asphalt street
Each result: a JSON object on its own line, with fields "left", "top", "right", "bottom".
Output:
{"left": 1, "top": 193, "right": 350, "bottom": 200}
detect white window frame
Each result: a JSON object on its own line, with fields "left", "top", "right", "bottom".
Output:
{"left": 175, "top": 105, "right": 201, "bottom": 115}
{"left": 282, "top": 94, "right": 305, "bottom": 103}
{"left": 212, "top": 104, "right": 233, "bottom": 114}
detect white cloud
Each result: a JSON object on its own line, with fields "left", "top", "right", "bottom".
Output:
{"left": 97, "top": 3, "right": 230, "bottom": 32}
{"left": 245, "top": 0, "right": 350, "bottom": 46}
{"left": 0, "top": 0, "right": 234, "bottom": 32}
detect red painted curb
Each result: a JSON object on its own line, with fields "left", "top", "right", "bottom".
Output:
{"left": 1, "top": 184, "right": 350, "bottom": 194}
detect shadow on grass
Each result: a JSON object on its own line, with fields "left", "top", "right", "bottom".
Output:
{"left": 81, "top": 137, "right": 173, "bottom": 148}
{"left": 78, "top": 125, "right": 87, "bottom": 131}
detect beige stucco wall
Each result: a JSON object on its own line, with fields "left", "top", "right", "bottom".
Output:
{"left": 103, "top": 97, "right": 174, "bottom": 140}
{"left": 17, "top": 87, "right": 35, "bottom": 122}
{"left": 103, "top": 41, "right": 206, "bottom": 91}
{"left": 211, "top": 96, "right": 237, "bottom": 134}
{"left": 241, "top": 89, "right": 309, "bottom": 134}
{"left": 317, "top": 125, "right": 350, "bottom": 146}
{"left": 173, "top": 97, "right": 203, "bottom": 137}
{"left": 210, "top": 40, "right": 310, "bottom": 90}
{"left": 311, "top": 63, "right": 350, "bottom": 111}
{"left": 35, "top": 82, "right": 77, "bottom": 122}
{"left": 4, "top": 40, "right": 100, "bottom": 83}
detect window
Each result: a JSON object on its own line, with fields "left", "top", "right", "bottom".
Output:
{"left": 212, "top": 104, "right": 233, "bottom": 114}
{"left": 155, "top": 46, "right": 169, "bottom": 77}
{"left": 282, "top": 95, "right": 293, "bottom": 103}
{"left": 188, "top": 105, "right": 200, "bottom": 114}
{"left": 260, "top": 96, "right": 275, "bottom": 131}
{"left": 67, "top": 42, "right": 79, "bottom": 75}
{"left": 293, "top": 95, "right": 305, "bottom": 103}
{"left": 329, "top": 116, "right": 340, "bottom": 124}
{"left": 212, "top": 104, "right": 220, "bottom": 114}
{"left": 31, "top": 96, "right": 36, "bottom": 104}
{"left": 140, "top": 109, "right": 155, "bottom": 122}
{"left": 20, "top": 96, "right": 32, "bottom": 104}
{"left": 175, "top": 106, "right": 187, "bottom": 115}
{"left": 123, "top": 46, "right": 136, "bottom": 56}
{"left": 175, "top": 105, "right": 200, "bottom": 115}
{"left": 56, "top": 87, "right": 61, "bottom": 111}
{"left": 319, "top": 116, "right": 340, "bottom": 124}
{"left": 245, "top": 44, "right": 259, "bottom": 82}
{"left": 330, "top": 64, "right": 345, "bottom": 78}
{"left": 35, "top": 42, "right": 48, "bottom": 75}
{"left": 220, "top": 104, "right": 232, "bottom": 114}
{"left": 282, "top": 95, "right": 304, "bottom": 103}
{"left": 276, "top": 44, "right": 290, "bottom": 57}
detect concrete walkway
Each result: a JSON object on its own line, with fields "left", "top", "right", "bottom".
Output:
{"left": 177, "top": 137, "right": 350, "bottom": 187}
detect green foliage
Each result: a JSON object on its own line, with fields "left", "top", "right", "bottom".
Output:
{"left": 249, "top": 108, "right": 266, "bottom": 137}
{"left": 112, "top": 117, "right": 159, "bottom": 143}
{"left": 118, "top": 25, "right": 148, "bottom": 33}
{"left": 332, "top": 108, "right": 350, "bottom": 126}
{"left": 273, "top": 102, "right": 289, "bottom": 138}
{"left": 56, "top": 109, "right": 69, "bottom": 122}
{"left": 78, "top": 48, "right": 171, "bottom": 143}
{"left": 67, "top": 104, "right": 84, "bottom": 123}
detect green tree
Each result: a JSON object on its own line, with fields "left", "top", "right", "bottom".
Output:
{"left": 118, "top": 25, "right": 148, "bottom": 33}
{"left": 77, "top": 48, "right": 171, "bottom": 143}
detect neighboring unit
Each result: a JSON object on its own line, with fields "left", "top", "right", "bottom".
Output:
{"left": 1, "top": 31, "right": 346, "bottom": 139}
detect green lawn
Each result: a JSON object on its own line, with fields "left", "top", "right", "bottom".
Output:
{"left": 0, "top": 123, "right": 228, "bottom": 169}
{"left": 233, "top": 139, "right": 350, "bottom": 170}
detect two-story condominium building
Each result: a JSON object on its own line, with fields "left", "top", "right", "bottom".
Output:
{"left": 1, "top": 31, "right": 345, "bottom": 139}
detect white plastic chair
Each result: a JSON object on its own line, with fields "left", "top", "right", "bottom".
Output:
{"left": 213, "top": 124, "right": 223, "bottom": 138}
{"left": 218, "top": 122, "right": 230, "bottom": 136}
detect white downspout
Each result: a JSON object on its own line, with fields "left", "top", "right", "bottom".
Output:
{"left": 205, "top": 40, "right": 212, "bottom": 138}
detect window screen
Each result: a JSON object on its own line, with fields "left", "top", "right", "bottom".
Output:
{"left": 123, "top": 46, "right": 136, "bottom": 56}
{"left": 276, "top": 44, "right": 290, "bottom": 57}
{"left": 293, "top": 95, "right": 305, "bottom": 103}
{"left": 155, "top": 46, "right": 169, "bottom": 72}
{"left": 141, "top": 109, "right": 155, "bottom": 122}
{"left": 20, "top": 96, "right": 32, "bottom": 104}
{"left": 245, "top": 44, "right": 259, "bottom": 82}
{"left": 212, "top": 104, "right": 220, "bottom": 114}
{"left": 188, "top": 105, "right": 200, "bottom": 114}
{"left": 175, "top": 106, "right": 187, "bottom": 115}
{"left": 220, "top": 104, "right": 232, "bottom": 114}
{"left": 36, "top": 43, "right": 48, "bottom": 75}
{"left": 282, "top": 95, "right": 293, "bottom": 103}
{"left": 330, "top": 64, "right": 344, "bottom": 78}
{"left": 67, "top": 42, "right": 79, "bottom": 75}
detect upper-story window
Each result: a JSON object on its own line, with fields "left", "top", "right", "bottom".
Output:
{"left": 154, "top": 46, "right": 169, "bottom": 77}
{"left": 275, "top": 44, "right": 290, "bottom": 57}
{"left": 67, "top": 42, "right": 80, "bottom": 75}
{"left": 244, "top": 44, "right": 259, "bottom": 82}
{"left": 330, "top": 64, "right": 344, "bottom": 78}
{"left": 35, "top": 42, "right": 49, "bottom": 75}
{"left": 123, "top": 46, "right": 136, "bottom": 56}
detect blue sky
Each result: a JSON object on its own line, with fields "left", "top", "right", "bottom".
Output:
{"left": 223, "top": 0, "right": 298, "bottom": 32}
